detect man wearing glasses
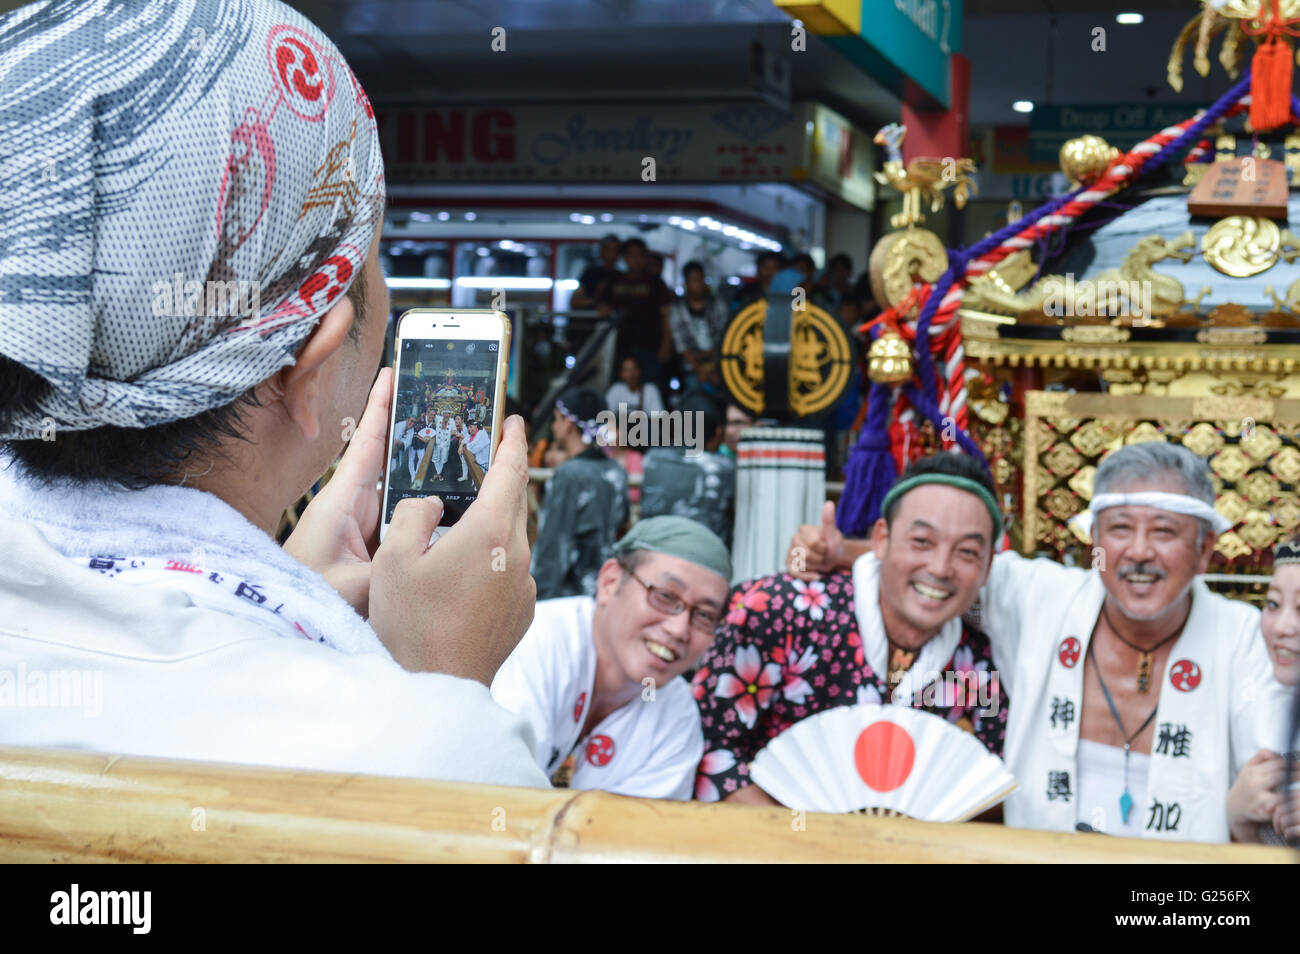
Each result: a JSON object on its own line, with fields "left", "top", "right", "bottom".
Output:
{"left": 492, "top": 516, "right": 731, "bottom": 798}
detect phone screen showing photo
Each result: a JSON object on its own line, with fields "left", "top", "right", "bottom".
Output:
{"left": 384, "top": 337, "right": 501, "bottom": 528}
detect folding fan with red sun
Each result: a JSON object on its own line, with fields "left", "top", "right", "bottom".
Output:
{"left": 748, "top": 704, "right": 1017, "bottom": 821}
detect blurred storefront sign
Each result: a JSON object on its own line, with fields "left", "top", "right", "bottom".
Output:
{"left": 1029, "top": 103, "right": 1200, "bottom": 164}
{"left": 773, "top": 0, "right": 962, "bottom": 108}
{"left": 374, "top": 101, "right": 876, "bottom": 211}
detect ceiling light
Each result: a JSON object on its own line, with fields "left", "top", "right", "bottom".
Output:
{"left": 464, "top": 211, "right": 477, "bottom": 221}
{"left": 436, "top": 211, "right": 450, "bottom": 221}
{"left": 1116, "top": 13, "right": 1143, "bottom": 25}
{"left": 1013, "top": 101, "right": 1033, "bottom": 113}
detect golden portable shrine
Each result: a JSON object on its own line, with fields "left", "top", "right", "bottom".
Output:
{"left": 844, "top": 1, "right": 1300, "bottom": 607}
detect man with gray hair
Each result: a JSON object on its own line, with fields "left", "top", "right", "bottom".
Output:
{"left": 788, "top": 440, "right": 1289, "bottom": 842}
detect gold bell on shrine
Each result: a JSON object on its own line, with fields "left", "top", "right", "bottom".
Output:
{"left": 867, "top": 332, "right": 913, "bottom": 384}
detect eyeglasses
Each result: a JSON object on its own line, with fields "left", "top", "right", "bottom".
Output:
{"left": 625, "top": 569, "right": 722, "bottom": 637}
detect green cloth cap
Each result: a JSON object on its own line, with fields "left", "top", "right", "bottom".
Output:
{"left": 613, "top": 515, "right": 733, "bottom": 582}
{"left": 881, "top": 473, "right": 1004, "bottom": 542}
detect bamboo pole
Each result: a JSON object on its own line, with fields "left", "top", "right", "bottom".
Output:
{"left": 0, "top": 746, "right": 1289, "bottom": 864}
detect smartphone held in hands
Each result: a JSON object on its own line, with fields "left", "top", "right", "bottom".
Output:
{"left": 380, "top": 308, "right": 511, "bottom": 543}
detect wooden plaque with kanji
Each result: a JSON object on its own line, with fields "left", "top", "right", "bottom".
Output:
{"left": 1188, "top": 157, "right": 1288, "bottom": 219}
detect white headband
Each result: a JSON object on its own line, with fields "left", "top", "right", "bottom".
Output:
{"left": 1068, "top": 491, "right": 1233, "bottom": 541}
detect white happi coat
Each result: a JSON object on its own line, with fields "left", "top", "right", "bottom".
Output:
{"left": 980, "top": 551, "right": 1290, "bottom": 842}
{"left": 491, "top": 596, "right": 703, "bottom": 799}
{"left": 432, "top": 420, "right": 454, "bottom": 472}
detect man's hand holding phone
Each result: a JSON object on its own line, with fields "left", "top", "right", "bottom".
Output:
{"left": 368, "top": 414, "right": 536, "bottom": 685}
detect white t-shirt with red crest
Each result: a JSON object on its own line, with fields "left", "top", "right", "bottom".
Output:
{"left": 491, "top": 596, "right": 703, "bottom": 799}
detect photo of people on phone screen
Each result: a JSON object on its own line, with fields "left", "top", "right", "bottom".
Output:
{"left": 385, "top": 338, "right": 498, "bottom": 525}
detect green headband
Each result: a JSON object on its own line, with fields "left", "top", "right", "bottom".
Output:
{"left": 880, "top": 473, "right": 1004, "bottom": 542}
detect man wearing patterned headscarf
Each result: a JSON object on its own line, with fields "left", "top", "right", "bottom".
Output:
{"left": 0, "top": 0, "right": 546, "bottom": 788}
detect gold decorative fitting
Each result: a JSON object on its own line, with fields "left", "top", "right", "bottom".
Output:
{"left": 1043, "top": 442, "right": 1084, "bottom": 475}
{"left": 868, "top": 228, "right": 948, "bottom": 315}
{"left": 1191, "top": 396, "right": 1275, "bottom": 421}
{"left": 1239, "top": 425, "right": 1282, "bottom": 462}
{"left": 1182, "top": 421, "right": 1225, "bottom": 457}
{"left": 1215, "top": 491, "right": 1249, "bottom": 527}
{"left": 1067, "top": 465, "right": 1097, "bottom": 501}
{"left": 1209, "top": 446, "right": 1251, "bottom": 482}
{"left": 1045, "top": 488, "right": 1080, "bottom": 523}
{"left": 1070, "top": 419, "right": 1124, "bottom": 458}
{"left": 1059, "top": 135, "right": 1119, "bottom": 189}
{"left": 866, "top": 331, "right": 913, "bottom": 384}
{"left": 1215, "top": 531, "right": 1253, "bottom": 561}
{"left": 1061, "top": 326, "right": 1132, "bottom": 343}
{"left": 1124, "top": 421, "right": 1166, "bottom": 445}
{"left": 1269, "top": 446, "right": 1300, "bottom": 483}
{"left": 1238, "top": 512, "right": 1279, "bottom": 550}
{"left": 872, "top": 123, "right": 977, "bottom": 228}
{"left": 1273, "top": 497, "right": 1300, "bottom": 529}
{"left": 1239, "top": 470, "right": 1280, "bottom": 507}
{"left": 1203, "top": 216, "right": 1284, "bottom": 277}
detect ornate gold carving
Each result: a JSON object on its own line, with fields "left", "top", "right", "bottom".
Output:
{"left": 1045, "top": 488, "right": 1080, "bottom": 523}
{"left": 719, "top": 300, "right": 852, "bottom": 417}
{"left": 1202, "top": 216, "right": 1283, "bottom": 277}
{"left": 1191, "top": 397, "right": 1275, "bottom": 421}
{"left": 1215, "top": 491, "right": 1249, "bottom": 527}
{"left": 1070, "top": 419, "right": 1124, "bottom": 458}
{"left": 1043, "top": 442, "right": 1084, "bottom": 475}
{"left": 1067, "top": 465, "right": 1096, "bottom": 501}
{"left": 1239, "top": 470, "right": 1280, "bottom": 507}
{"left": 1124, "top": 422, "right": 1165, "bottom": 445}
{"left": 993, "top": 456, "right": 1016, "bottom": 488}
{"left": 1269, "top": 447, "right": 1300, "bottom": 483}
{"left": 1182, "top": 421, "right": 1225, "bottom": 457}
{"left": 1215, "top": 531, "right": 1253, "bottom": 560}
{"left": 1061, "top": 326, "right": 1132, "bottom": 343}
{"left": 1195, "top": 328, "right": 1268, "bottom": 345}
{"left": 1210, "top": 446, "right": 1251, "bottom": 482}
{"left": 1052, "top": 416, "right": 1082, "bottom": 434}
{"left": 873, "top": 123, "right": 977, "bottom": 229}
{"left": 1273, "top": 496, "right": 1300, "bottom": 528}
{"left": 1059, "top": 135, "right": 1119, "bottom": 189}
{"left": 868, "top": 228, "right": 948, "bottom": 314}
{"left": 1238, "top": 512, "right": 1279, "bottom": 550}
{"left": 1240, "top": 425, "right": 1282, "bottom": 463}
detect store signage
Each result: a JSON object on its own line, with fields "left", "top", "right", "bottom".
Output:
{"left": 374, "top": 102, "right": 876, "bottom": 210}
{"left": 774, "top": 0, "right": 962, "bottom": 107}
{"left": 1029, "top": 103, "right": 1200, "bottom": 163}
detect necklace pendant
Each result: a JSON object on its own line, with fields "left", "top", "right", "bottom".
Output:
{"left": 1137, "top": 652, "right": 1152, "bottom": 694}
{"left": 1120, "top": 789, "right": 1134, "bottom": 825}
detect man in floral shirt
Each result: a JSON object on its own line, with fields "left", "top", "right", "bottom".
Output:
{"left": 693, "top": 453, "right": 1009, "bottom": 804}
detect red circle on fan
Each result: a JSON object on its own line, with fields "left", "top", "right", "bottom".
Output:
{"left": 586, "top": 734, "right": 615, "bottom": 767}
{"left": 1058, "top": 637, "right": 1081, "bottom": 668}
{"left": 853, "top": 722, "right": 915, "bottom": 792}
{"left": 1169, "top": 659, "right": 1201, "bottom": 692}
{"left": 418, "top": 427, "right": 435, "bottom": 440}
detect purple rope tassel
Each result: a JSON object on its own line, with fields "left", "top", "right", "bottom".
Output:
{"left": 837, "top": 72, "right": 1253, "bottom": 538}
{"left": 837, "top": 374, "right": 897, "bottom": 535}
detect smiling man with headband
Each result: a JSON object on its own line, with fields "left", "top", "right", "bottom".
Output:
{"left": 789, "top": 441, "right": 1289, "bottom": 841}
{"left": 697, "top": 452, "right": 1009, "bottom": 805}
{"left": 0, "top": 0, "right": 545, "bottom": 787}
{"left": 495, "top": 515, "right": 731, "bottom": 798}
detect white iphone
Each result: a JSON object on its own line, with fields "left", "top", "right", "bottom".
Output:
{"left": 380, "top": 308, "right": 511, "bottom": 543}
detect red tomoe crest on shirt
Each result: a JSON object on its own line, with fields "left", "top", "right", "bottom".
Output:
{"left": 573, "top": 691, "right": 587, "bottom": 723}
{"left": 1058, "top": 637, "right": 1081, "bottom": 668}
{"left": 1169, "top": 659, "right": 1202, "bottom": 692}
{"left": 586, "top": 734, "right": 615, "bottom": 767}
